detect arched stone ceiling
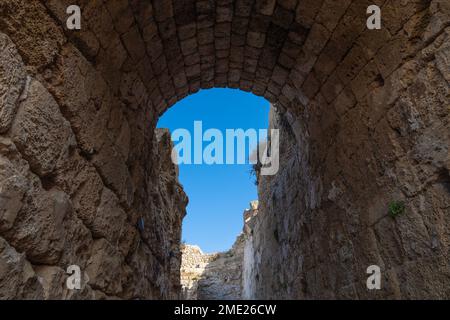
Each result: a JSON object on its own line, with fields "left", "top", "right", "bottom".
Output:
{"left": 39, "top": 0, "right": 406, "bottom": 117}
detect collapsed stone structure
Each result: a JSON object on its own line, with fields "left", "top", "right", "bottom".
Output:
{"left": 0, "top": 0, "right": 449, "bottom": 299}
{"left": 179, "top": 201, "right": 258, "bottom": 301}
{"left": 180, "top": 245, "right": 216, "bottom": 300}
{"left": 180, "top": 239, "right": 244, "bottom": 300}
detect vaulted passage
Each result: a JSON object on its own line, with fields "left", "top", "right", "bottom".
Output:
{"left": 0, "top": 0, "right": 449, "bottom": 299}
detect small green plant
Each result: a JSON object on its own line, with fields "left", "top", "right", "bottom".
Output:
{"left": 388, "top": 201, "right": 406, "bottom": 218}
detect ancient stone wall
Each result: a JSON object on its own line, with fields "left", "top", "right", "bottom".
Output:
{"left": 180, "top": 245, "right": 217, "bottom": 300}
{"left": 0, "top": 1, "right": 187, "bottom": 297}
{"left": 242, "top": 201, "right": 259, "bottom": 299}
{"left": 197, "top": 235, "right": 244, "bottom": 300}
{"left": 249, "top": 42, "right": 450, "bottom": 298}
{"left": 181, "top": 236, "right": 244, "bottom": 300}
{"left": 1, "top": 0, "right": 449, "bottom": 300}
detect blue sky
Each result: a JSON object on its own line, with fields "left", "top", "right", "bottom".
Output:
{"left": 157, "top": 88, "right": 270, "bottom": 253}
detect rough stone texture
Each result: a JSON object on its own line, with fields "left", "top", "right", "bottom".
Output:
{"left": 180, "top": 245, "right": 216, "bottom": 300}
{"left": 0, "top": 24, "right": 187, "bottom": 298}
{"left": 180, "top": 202, "right": 259, "bottom": 300}
{"left": 180, "top": 236, "right": 244, "bottom": 300}
{"left": 247, "top": 59, "right": 450, "bottom": 298}
{"left": 0, "top": 237, "right": 44, "bottom": 299}
{"left": 242, "top": 201, "right": 259, "bottom": 299}
{"left": 0, "top": 0, "right": 449, "bottom": 299}
{"left": 0, "top": 33, "right": 27, "bottom": 133}
{"left": 11, "top": 79, "right": 75, "bottom": 177}
{"left": 197, "top": 235, "right": 244, "bottom": 300}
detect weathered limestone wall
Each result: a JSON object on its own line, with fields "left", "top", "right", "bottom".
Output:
{"left": 180, "top": 245, "right": 217, "bottom": 300}
{"left": 197, "top": 235, "right": 244, "bottom": 300}
{"left": 0, "top": 0, "right": 187, "bottom": 298}
{"left": 248, "top": 25, "right": 450, "bottom": 298}
{"left": 181, "top": 236, "right": 244, "bottom": 300}
{"left": 242, "top": 201, "right": 259, "bottom": 299}
{"left": 1, "top": 0, "right": 449, "bottom": 300}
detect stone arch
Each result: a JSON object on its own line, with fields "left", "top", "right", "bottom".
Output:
{"left": 0, "top": 0, "right": 449, "bottom": 299}
{"left": 37, "top": 0, "right": 386, "bottom": 117}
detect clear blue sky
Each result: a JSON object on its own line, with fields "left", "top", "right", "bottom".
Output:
{"left": 157, "top": 88, "right": 270, "bottom": 253}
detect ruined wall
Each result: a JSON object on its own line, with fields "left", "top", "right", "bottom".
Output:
{"left": 197, "top": 235, "right": 244, "bottom": 300}
{"left": 180, "top": 245, "right": 216, "bottom": 300}
{"left": 242, "top": 201, "right": 259, "bottom": 299}
{"left": 181, "top": 236, "right": 244, "bottom": 300}
{"left": 248, "top": 17, "right": 450, "bottom": 298}
{"left": 0, "top": 0, "right": 187, "bottom": 298}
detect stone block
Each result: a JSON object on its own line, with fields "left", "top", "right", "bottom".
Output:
{"left": 86, "top": 239, "right": 124, "bottom": 295}
{"left": 178, "top": 23, "right": 197, "bottom": 40}
{"left": 181, "top": 38, "right": 198, "bottom": 56}
{"left": 122, "top": 25, "right": 146, "bottom": 62}
{"left": 152, "top": 0, "right": 173, "bottom": 22}
{"left": 11, "top": 79, "right": 74, "bottom": 177}
{"left": 303, "top": 23, "right": 330, "bottom": 55}
{"left": 336, "top": 45, "right": 369, "bottom": 86}
{"left": 0, "top": 33, "right": 27, "bottom": 133}
{"left": 272, "top": 5, "right": 295, "bottom": 29}
{"left": 255, "top": 0, "right": 277, "bottom": 16}
{"left": 247, "top": 31, "right": 266, "bottom": 48}
{"left": 235, "top": 0, "right": 253, "bottom": 17}
{"left": 0, "top": 237, "right": 44, "bottom": 299}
